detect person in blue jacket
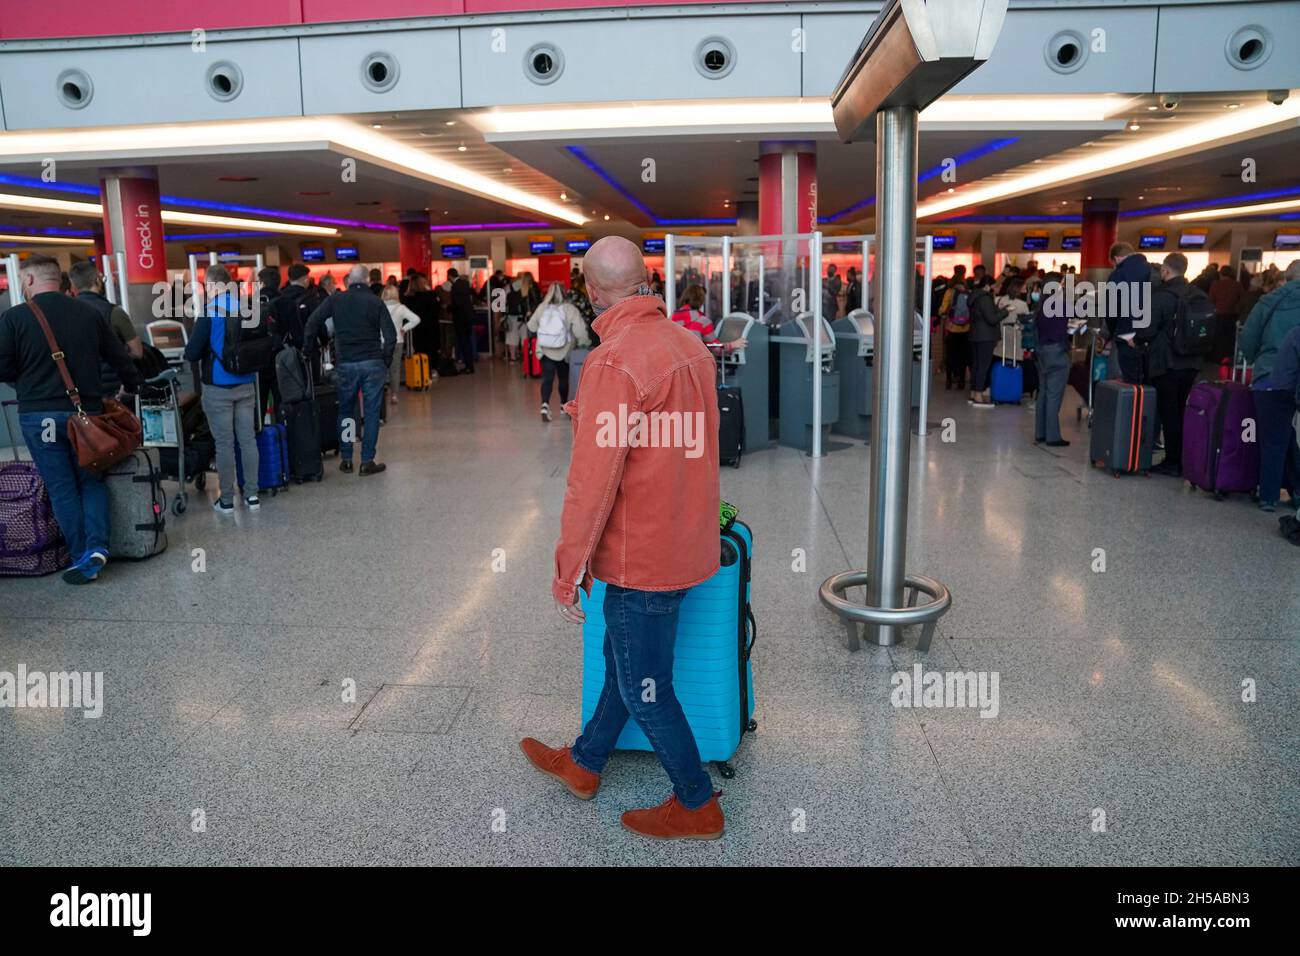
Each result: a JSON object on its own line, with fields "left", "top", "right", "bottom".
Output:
{"left": 1238, "top": 261, "right": 1300, "bottom": 512}
{"left": 183, "top": 264, "right": 261, "bottom": 516}
{"left": 1103, "top": 242, "right": 1152, "bottom": 385}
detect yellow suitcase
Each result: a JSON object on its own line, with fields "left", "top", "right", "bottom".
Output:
{"left": 404, "top": 352, "right": 431, "bottom": 390}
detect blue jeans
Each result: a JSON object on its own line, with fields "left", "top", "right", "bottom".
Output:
{"left": 571, "top": 585, "right": 714, "bottom": 810}
{"left": 18, "top": 411, "right": 109, "bottom": 560}
{"left": 1252, "top": 387, "right": 1300, "bottom": 505}
{"left": 1034, "top": 343, "right": 1070, "bottom": 443}
{"left": 335, "top": 359, "right": 387, "bottom": 462}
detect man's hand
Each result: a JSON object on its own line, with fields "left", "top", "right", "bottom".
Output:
{"left": 555, "top": 598, "right": 585, "bottom": 625}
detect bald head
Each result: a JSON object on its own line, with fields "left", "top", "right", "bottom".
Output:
{"left": 583, "top": 236, "right": 648, "bottom": 310}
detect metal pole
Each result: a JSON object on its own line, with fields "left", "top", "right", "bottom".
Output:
{"left": 6, "top": 254, "right": 23, "bottom": 307}
{"left": 811, "top": 231, "right": 823, "bottom": 458}
{"left": 664, "top": 234, "right": 676, "bottom": 312}
{"left": 866, "top": 105, "right": 919, "bottom": 646}
{"left": 114, "top": 252, "right": 129, "bottom": 317}
{"left": 860, "top": 239, "right": 869, "bottom": 311}
{"left": 722, "top": 236, "right": 731, "bottom": 316}
{"left": 917, "top": 235, "right": 933, "bottom": 437}
{"left": 758, "top": 255, "right": 765, "bottom": 320}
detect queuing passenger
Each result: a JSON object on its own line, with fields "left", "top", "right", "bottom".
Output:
{"left": 182, "top": 264, "right": 263, "bottom": 516}
{"left": 304, "top": 264, "right": 395, "bottom": 476}
{"left": 317, "top": 273, "right": 338, "bottom": 301}
{"left": 966, "top": 276, "right": 1005, "bottom": 406}
{"left": 846, "top": 267, "right": 862, "bottom": 312}
{"left": 941, "top": 275, "right": 971, "bottom": 391}
{"left": 823, "top": 263, "right": 842, "bottom": 321}
{"left": 1192, "top": 263, "right": 1218, "bottom": 295}
{"left": 568, "top": 275, "right": 599, "bottom": 347}
{"left": 68, "top": 261, "right": 142, "bottom": 397}
{"left": 520, "top": 235, "right": 725, "bottom": 840}
{"left": 448, "top": 267, "right": 476, "bottom": 375}
{"left": 273, "top": 264, "right": 313, "bottom": 351}
{"left": 526, "top": 282, "right": 586, "bottom": 421}
{"left": 0, "top": 254, "right": 141, "bottom": 583}
{"left": 1102, "top": 242, "right": 1151, "bottom": 385}
{"left": 507, "top": 272, "right": 542, "bottom": 364}
{"left": 1208, "top": 265, "right": 1245, "bottom": 362}
{"left": 1237, "top": 260, "right": 1300, "bottom": 511}
{"left": 1267, "top": 324, "right": 1300, "bottom": 542}
{"left": 380, "top": 285, "right": 421, "bottom": 405}
{"left": 1141, "top": 254, "right": 1205, "bottom": 476}
{"left": 404, "top": 273, "right": 442, "bottom": 363}
{"left": 368, "top": 268, "right": 384, "bottom": 297}
{"left": 1031, "top": 272, "right": 1069, "bottom": 446}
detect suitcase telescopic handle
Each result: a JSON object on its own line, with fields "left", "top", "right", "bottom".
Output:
{"left": 1, "top": 399, "right": 29, "bottom": 463}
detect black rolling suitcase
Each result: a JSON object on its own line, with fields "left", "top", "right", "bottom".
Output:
{"left": 1090, "top": 380, "right": 1155, "bottom": 476}
{"left": 315, "top": 384, "right": 339, "bottom": 454}
{"left": 718, "top": 385, "right": 744, "bottom": 468}
{"left": 283, "top": 400, "right": 324, "bottom": 482}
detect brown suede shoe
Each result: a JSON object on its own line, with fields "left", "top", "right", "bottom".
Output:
{"left": 519, "top": 738, "right": 600, "bottom": 800}
{"left": 621, "top": 792, "right": 724, "bottom": 840}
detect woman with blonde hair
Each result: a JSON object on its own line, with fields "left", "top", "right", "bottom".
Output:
{"left": 526, "top": 281, "right": 588, "bottom": 421}
{"left": 381, "top": 284, "right": 422, "bottom": 403}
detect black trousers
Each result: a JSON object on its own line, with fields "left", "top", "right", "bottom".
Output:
{"left": 453, "top": 319, "right": 474, "bottom": 371}
{"left": 944, "top": 332, "right": 970, "bottom": 387}
{"left": 1153, "top": 367, "right": 1198, "bottom": 468}
{"left": 540, "top": 355, "right": 569, "bottom": 406}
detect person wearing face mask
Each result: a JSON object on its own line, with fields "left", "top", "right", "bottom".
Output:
{"left": 1032, "top": 272, "right": 1071, "bottom": 446}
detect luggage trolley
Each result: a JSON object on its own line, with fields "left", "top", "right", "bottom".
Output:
{"left": 135, "top": 368, "right": 197, "bottom": 516}
{"left": 1068, "top": 321, "right": 1102, "bottom": 426}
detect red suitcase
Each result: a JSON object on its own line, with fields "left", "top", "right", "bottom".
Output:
{"left": 522, "top": 337, "right": 542, "bottom": 379}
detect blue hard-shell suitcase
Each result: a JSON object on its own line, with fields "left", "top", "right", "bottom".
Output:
{"left": 235, "top": 423, "right": 288, "bottom": 495}
{"left": 579, "top": 520, "right": 756, "bottom": 777}
{"left": 991, "top": 323, "right": 1024, "bottom": 404}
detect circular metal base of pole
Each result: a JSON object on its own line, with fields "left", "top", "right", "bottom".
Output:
{"left": 819, "top": 570, "right": 952, "bottom": 650}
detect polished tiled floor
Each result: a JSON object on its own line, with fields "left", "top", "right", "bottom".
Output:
{"left": 2, "top": 358, "right": 1297, "bottom": 866}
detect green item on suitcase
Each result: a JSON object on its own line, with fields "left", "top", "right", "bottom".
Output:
{"left": 719, "top": 500, "right": 738, "bottom": 530}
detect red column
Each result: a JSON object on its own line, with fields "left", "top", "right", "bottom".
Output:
{"left": 398, "top": 211, "right": 432, "bottom": 277}
{"left": 1081, "top": 198, "right": 1119, "bottom": 283}
{"left": 99, "top": 167, "right": 166, "bottom": 285}
{"left": 758, "top": 143, "right": 817, "bottom": 235}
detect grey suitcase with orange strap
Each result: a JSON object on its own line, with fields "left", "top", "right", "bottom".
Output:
{"left": 1090, "top": 381, "right": 1155, "bottom": 477}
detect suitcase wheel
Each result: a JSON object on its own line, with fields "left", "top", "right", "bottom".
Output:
{"left": 714, "top": 761, "right": 736, "bottom": 780}
{"left": 747, "top": 719, "right": 758, "bottom": 732}
{"left": 195, "top": 472, "right": 206, "bottom": 491}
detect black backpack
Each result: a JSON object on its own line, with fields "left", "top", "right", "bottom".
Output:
{"left": 218, "top": 299, "right": 277, "bottom": 375}
{"left": 1170, "top": 286, "right": 1215, "bottom": 356}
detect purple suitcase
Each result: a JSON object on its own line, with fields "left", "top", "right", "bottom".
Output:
{"left": 1, "top": 401, "right": 71, "bottom": 576}
{"left": 1182, "top": 381, "right": 1259, "bottom": 496}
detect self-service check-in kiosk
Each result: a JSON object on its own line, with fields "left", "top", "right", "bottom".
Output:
{"left": 831, "top": 308, "right": 924, "bottom": 439}
{"left": 714, "top": 313, "right": 770, "bottom": 452}
{"left": 774, "top": 313, "right": 838, "bottom": 453}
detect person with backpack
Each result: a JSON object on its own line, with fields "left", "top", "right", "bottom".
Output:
{"left": 940, "top": 270, "right": 971, "bottom": 391}
{"left": 183, "top": 263, "right": 275, "bottom": 515}
{"left": 527, "top": 282, "right": 586, "bottom": 421}
{"left": 1238, "top": 260, "right": 1300, "bottom": 511}
{"left": 1142, "top": 253, "right": 1211, "bottom": 477}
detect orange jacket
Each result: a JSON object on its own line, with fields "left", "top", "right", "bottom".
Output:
{"left": 553, "top": 294, "right": 720, "bottom": 604}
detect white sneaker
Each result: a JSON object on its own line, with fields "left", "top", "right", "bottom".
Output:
{"left": 541, "top": 403, "right": 551, "bottom": 422}
{"left": 244, "top": 495, "right": 261, "bottom": 512}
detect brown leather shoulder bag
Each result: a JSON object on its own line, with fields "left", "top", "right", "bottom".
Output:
{"left": 27, "top": 295, "right": 141, "bottom": 472}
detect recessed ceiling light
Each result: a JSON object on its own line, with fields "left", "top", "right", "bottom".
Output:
{"left": 946, "top": 187, "right": 955, "bottom": 193}
{"left": 445, "top": 120, "right": 456, "bottom": 126}
{"left": 1128, "top": 122, "right": 1141, "bottom": 131}
{"left": 603, "top": 215, "right": 610, "bottom": 221}
{"left": 502, "top": 167, "right": 512, "bottom": 174}
{"left": 560, "top": 192, "right": 568, "bottom": 201}
{"left": 1086, "top": 195, "right": 1093, "bottom": 200}
{"left": 1061, "top": 200, "right": 1068, "bottom": 205}
{"left": 371, "top": 123, "right": 383, "bottom": 129}
{"left": 1137, "top": 195, "right": 1145, "bottom": 200}
{"left": 1227, "top": 103, "right": 1240, "bottom": 109}
{"left": 1033, "top": 159, "right": 1043, "bottom": 164}
{"left": 1147, "top": 106, "right": 1158, "bottom": 111}
{"left": 723, "top": 200, "right": 730, "bottom": 206}
{"left": 457, "top": 143, "right": 467, "bottom": 152}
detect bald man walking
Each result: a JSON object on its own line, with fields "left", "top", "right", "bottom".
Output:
{"left": 520, "top": 236, "right": 725, "bottom": 840}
